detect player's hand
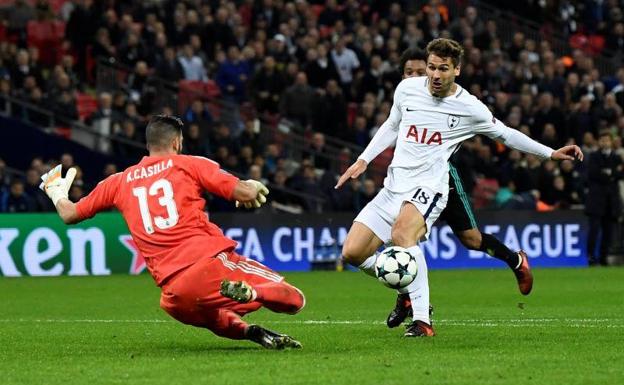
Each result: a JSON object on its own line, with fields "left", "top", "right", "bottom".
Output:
{"left": 235, "top": 179, "right": 269, "bottom": 209}
{"left": 39, "top": 165, "right": 77, "bottom": 206}
{"left": 551, "top": 145, "right": 583, "bottom": 162}
{"left": 335, "top": 159, "right": 367, "bottom": 189}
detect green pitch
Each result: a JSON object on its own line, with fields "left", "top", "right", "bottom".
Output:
{"left": 1, "top": 268, "right": 623, "bottom": 385}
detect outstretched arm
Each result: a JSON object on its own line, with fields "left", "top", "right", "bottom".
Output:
{"left": 55, "top": 198, "right": 81, "bottom": 224}
{"left": 335, "top": 88, "right": 403, "bottom": 189}
{"left": 471, "top": 102, "right": 583, "bottom": 162}
{"left": 499, "top": 128, "right": 583, "bottom": 161}
{"left": 40, "top": 165, "right": 82, "bottom": 224}
{"left": 233, "top": 179, "right": 270, "bottom": 209}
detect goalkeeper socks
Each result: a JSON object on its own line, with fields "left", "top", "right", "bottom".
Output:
{"left": 357, "top": 254, "right": 378, "bottom": 277}
{"left": 207, "top": 309, "right": 248, "bottom": 339}
{"left": 399, "top": 245, "right": 430, "bottom": 325}
{"left": 479, "top": 233, "right": 521, "bottom": 269}
{"left": 253, "top": 282, "right": 305, "bottom": 314}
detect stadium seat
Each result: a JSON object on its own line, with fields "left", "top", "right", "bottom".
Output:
{"left": 76, "top": 93, "right": 98, "bottom": 121}
{"left": 49, "top": 0, "right": 70, "bottom": 14}
{"left": 472, "top": 178, "right": 499, "bottom": 209}
{"left": 347, "top": 103, "right": 358, "bottom": 127}
{"left": 311, "top": 5, "right": 325, "bottom": 18}
{"left": 26, "top": 20, "right": 66, "bottom": 66}
{"left": 178, "top": 80, "right": 222, "bottom": 116}
{"left": 55, "top": 126, "right": 71, "bottom": 139}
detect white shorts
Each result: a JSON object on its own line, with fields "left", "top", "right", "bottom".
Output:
{"left": 354, "top": 185, "right": 448, "bottom": 243}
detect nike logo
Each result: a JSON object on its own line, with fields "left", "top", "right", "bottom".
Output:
{"left": 406, "top": 108, "right": 417, "bottom": 112}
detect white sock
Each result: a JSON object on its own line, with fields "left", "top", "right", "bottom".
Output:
{"left": 358, "top": 254, "right": 377, "bottom": 277}
{"left": 398, "top": 245, "right": 430, "bottom": 324}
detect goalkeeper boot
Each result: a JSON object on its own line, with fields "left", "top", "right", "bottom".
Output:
{"left": 220, "top": 280, "right": 255, "bottom": 303}
{"left": 246, "top": 325, "right": 302, "bottom": 349}
{"left": 404, "top": 320, "right": 435, "bottom": 337}
{"left": 513, "top": 250, "right": 533, "bottom": 295}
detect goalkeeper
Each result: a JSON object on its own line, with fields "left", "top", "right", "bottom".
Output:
{"left": 40, "top": 115, "right": 305, "bottom": 349}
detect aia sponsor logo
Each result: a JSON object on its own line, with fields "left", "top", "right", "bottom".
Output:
{"left": 405, "top": 125, "right": 443, "bottom": 145}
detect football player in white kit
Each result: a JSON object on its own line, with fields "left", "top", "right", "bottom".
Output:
{"left": 335, "top": 38, "right": 583, "bottom": 337}
{"left": 385, "top": 47, "right": 537, "bottom": 330}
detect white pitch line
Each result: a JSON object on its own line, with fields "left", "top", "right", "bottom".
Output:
{"left": 0, "top": 318, "right": 622, "bottom": 328}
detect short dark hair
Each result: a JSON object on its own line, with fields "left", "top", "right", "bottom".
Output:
{"left": 598, "top": 129, "right": 612, "bottom": 139}
{"left": 426, "top": 38, "right": 464, "bottom": 67}
{"left": 400, "top": 47, "right": 427, "bottom": 72}
{"left": 146, "top": 115, "right": 184, "bottom": 149}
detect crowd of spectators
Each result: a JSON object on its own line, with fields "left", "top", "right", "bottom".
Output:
{"left": 1, "top": 0, "right": 624, "bottom": 215}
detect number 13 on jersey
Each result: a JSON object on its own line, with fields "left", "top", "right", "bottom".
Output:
{"left": 132, "top": 178, "right": 179, "bottom": 234}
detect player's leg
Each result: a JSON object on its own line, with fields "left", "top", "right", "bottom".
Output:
{"left": 342, "top": 222, "right": 384, "bottom": 275}
{"left": 448, "top": 165, "right": 532, "bottom": 294}
{"left": 598, "top": 215, "right": 613, "bottom": 266}
{"left": 160, "top": 254, "right": 301, "bottom": 349}
{"left": 201, "top": 308, "right": 301, "bottom": 349}
{"left": 586, "top": 215, "right": 600, "bottom": 265}
{"left": 343, "top": 190, "right": 392, "bottom": 275}
{"left": 391, "top": 188, "right": 446, "bottom": 337}
{"left": 220, "top": 253, "right": 305, "bottom": 315}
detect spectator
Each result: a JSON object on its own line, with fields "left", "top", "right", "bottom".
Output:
{"left": 6, "top": 0, "right": 36, "bottom": 44}
{"left": 279, "top": 72, "right": 315, "bottom": 129}
{"left": 92, "top": 28, "right": 116, "bottom": 64}
{"left": 210, "top": 121, "right": 237, "bottom": 154}
{"left": 311, "top": 79, "right": 348, "bottom": 138}
{"left": 103, "top": 163, "right": 118, "bottom": 178}
{"left": 239, "top": 119, "right": 261, "bottom": 155}
{"left": 296, "top": 164, "right": 323, "bottom": 212}
{"left": 178, "top": 44, "right": 207, "bottom": 81}
{"left": 112, "top": 120, "right": 143, "bottom": 160}
{"left": 331, "top": 37, "right": 360, "bottom": 99}
{"left": 304, "top": 44, "right": 339, "bottom": 89}
{"left": 155, "top": 46, "right": 185, "bottom": 82}
{"left": 10, "top": 49, "right": 42, "bottom": 89}
{"left": 248, "top": 164, "right": 268, "bottom": 186}
{"left": 304, "top": 132, "right": 331, "bottom": 170}
{"left": 89, "top": 92, "right": 122, "bottom": 153}
{"left": 216, "top": 46, "right": 251, "bottom": 104}
{"left": 183, "top": 123, "right": 210, "bottom": 156}
{"left": 585, "top": 131, "right": 623, "bottom": 266}
{"left": 252, "top": 56, "right": 284, "bottom": 114}
{"left": 270, "top": 169, "right": 303, "bottom": 213}
{"left": 24, "top": 168, "right": 55, "bottom": 212}
{"left": 183, "top": 99, "right": 212, "bottom": 139}
{"left": 1, "top": 179, "right": 34, "bottom": 213}
{"left": 532, "top": 92, "right": 565, "bottom": 138}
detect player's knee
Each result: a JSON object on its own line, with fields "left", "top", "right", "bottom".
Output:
{"left": 391, "top": 225, "right": 419, "bottom": 248}
{"left": 286, "top": 287, "right": 306, "bottom": 315}
{"left": 459, "top": 231, "right": 482, "bottom": 250}
{"left": 160, "top": 290, "right": 197, "bottom": 325}
{"left": 341, "top": 240, "right": 366, "bottom": 266}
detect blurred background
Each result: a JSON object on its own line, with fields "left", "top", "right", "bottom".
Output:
{"left": 1, "top": 0, "right": 623, "bottom": 270}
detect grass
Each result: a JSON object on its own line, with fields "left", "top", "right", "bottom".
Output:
{"left": 1, "top": 268, "right": 623, "bottom": 385}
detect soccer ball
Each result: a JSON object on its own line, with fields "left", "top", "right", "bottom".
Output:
{"left": 375, "top": 246, "right": 418, "bottom": 289}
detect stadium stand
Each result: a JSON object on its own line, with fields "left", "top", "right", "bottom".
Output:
{"left": 1, "top": 0, "right": 623, "bottom": 216}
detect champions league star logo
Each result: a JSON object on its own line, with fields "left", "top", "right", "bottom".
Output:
{"left": 447, "top": 115, "right": 460, "bottom": 129}
{"left": 120, "top": 235, "right": 146, "bottom": 275}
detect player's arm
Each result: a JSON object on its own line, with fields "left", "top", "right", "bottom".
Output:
{"left": 335, "top": 83, "right": 403, "bottom": 189}
{"left": 471, "top": 102, "right": 583, "bottom": 162}
{"left": 39, "top": 165, "right": 81, "bottom": 224}
{"left": 56, "top": 199, "right": 80, "bottom": 224}
{"left": 191, "top": 156, "right": 269, "bottom": 209}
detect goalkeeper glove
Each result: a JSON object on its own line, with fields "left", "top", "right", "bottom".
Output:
{"left": 39, "top": 165, "right": 77, "bottom": 206}
{"left": 235, "top": 179, "right": 269, "bottom": 209}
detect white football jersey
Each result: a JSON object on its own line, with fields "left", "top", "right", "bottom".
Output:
{"left": 359, "top": 76, "right": 553, "bottom": 193}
